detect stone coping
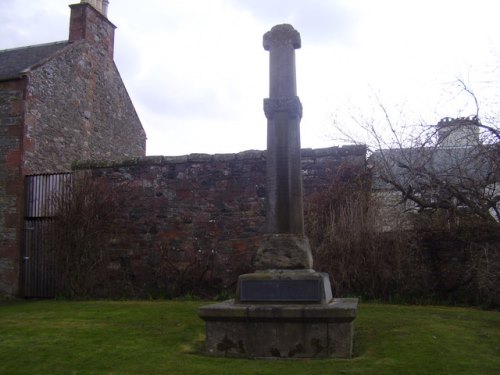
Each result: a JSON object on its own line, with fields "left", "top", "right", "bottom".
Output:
{"left": 72, "top": 145, "right": 366, "bottom": 171}
{"left": 198, "top": 298, "right": 358, "bottom": 321}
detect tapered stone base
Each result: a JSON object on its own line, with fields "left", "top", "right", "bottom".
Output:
{"left": 255, "top": 234, "right": 313, "bottom": 270}
{"left": 198, "top": 298, "right": 358, "bottom": 359}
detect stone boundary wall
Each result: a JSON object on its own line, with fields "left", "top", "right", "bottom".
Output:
{"left": 0, "top": 80, "right": 26, "bottom": 296}
{"left": 72, "top": 145, "right": 366, "bottom": 297}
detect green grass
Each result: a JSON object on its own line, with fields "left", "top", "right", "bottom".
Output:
{"left": 0, "top": 300, "right": 498, "bottom": 374}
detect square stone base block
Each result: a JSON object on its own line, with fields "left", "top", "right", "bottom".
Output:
{"left": 198, "top": 298, "right": 358, "bottom": 359}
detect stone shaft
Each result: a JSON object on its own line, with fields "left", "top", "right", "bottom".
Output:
{"left": 263, "top": 24, "right": 304, "bottom": 236}
{"left": 264, "top": 24, "right": 301, "bottom": 97}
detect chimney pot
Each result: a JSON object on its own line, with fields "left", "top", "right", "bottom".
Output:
{"left": 80, "top": 0, "right": 109, "bottom": 17}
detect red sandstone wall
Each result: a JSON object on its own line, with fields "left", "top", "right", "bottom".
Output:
{"left": 0, "top": 3, "right": 146, "bottom": 296}
{"left": 22, "top": 41, "right": 146, "bottom": 174}
{"left": 73, "top": 146, "right": 366, "bottom": 297}
{"left": 0, "top": 79, "right": 26, "bottom": 295}
{"left": 69, "top": 3, "right": 115, "bottom": 58}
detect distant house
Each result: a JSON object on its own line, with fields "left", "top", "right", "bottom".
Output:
{"left": 370, "top": 117, "right": 499, "bottom": 232}
{"left": 0, "top": 0, "right": 146, "bottom": 296}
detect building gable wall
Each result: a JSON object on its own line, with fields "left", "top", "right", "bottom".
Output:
{"left": 23, "top": 41, "right": 146, "bottom": 174}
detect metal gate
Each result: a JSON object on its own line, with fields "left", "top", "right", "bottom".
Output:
{"left": 23, "top": 173, "right": 72, "bottom": 298}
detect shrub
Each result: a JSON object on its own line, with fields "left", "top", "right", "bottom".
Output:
{"left": 305, "top": 161, "right": 500, "bottom": 307}
{"left": 49, "top": 174, "right": 127, "bottom": 298}
{"left": 305, "top": 163, "right": 431, "bottom": 301}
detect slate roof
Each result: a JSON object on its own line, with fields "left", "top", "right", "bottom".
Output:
{"left": 0, "top": 41, "right": 69, "bottom": 81}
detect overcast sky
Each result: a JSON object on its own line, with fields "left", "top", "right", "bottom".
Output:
{"left": 1, "top": 0, "right": 499, "bottom": 155}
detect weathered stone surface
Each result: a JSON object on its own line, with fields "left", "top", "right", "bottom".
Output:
{"left": 254, "top": 234, "right": 313, "bottom": 269}
{"left": 198, "top": 298, "right": 358, "bottom": 359}
{"left": 20, "top": 37, "right": 146, "bottom": 174}
{"left": 213, "top": 153, "right": 236, "bottom": 162}
{"left": 0, "top": 3, "right": 146, "bottom": 296}
{"left": 205, "top": 321, "right": 246, "bottom": 357}
{"left": 188, "top": 153, "right": 213, "bottom": 162}
{"left": 264, "top": 97, "right": 302, "bottom": 119}
{"left": 60, "top": 145, "right": 366, "bottom": 297}
{"left": 236, "top": 150, "right": 264, "bottom": 160}
{"left": 69, "top": 3, "right": 116, "bottom": 58}
{"left": 162, "top": 155, "right": 189, "bottom": 163}
{"left": 263, "top": 24, "right": 305, "bottom": 237}
{"left": 263, "top": 24, "right": 301, "bottom": 98}
{"left": 0, "top": 82, "right": 25, "bottom": 296}
{"left": 20, "top": 6, "right": 145, "bottom": 175}
{"left": 277, "top": 322, "right": 327, "bottom": 358}
{"left": 328, "top": 320, "right": 355, "bottom": 358}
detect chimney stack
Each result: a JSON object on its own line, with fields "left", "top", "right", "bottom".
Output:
{"left": 80, "top": 0, "right": 109, "bottom": 17}
{"left": 69, "top": 1, "right": 116, "bottom": 58}
{"left": 437, "top": 116, "right": 481, "bottom": 148}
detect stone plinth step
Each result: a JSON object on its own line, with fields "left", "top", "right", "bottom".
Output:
{"left": 198, "top": 298, "right": 358, "bottom": 359}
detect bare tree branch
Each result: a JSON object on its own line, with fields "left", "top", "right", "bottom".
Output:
{"left": 333, "top": 88, "right": 500, "bottom": 224}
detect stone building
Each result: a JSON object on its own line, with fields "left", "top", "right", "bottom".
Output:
{"left": 370, "top": 117, "right": 499, "bottom": 231}
{"left": 0, "top": 1, "right": 146, "bottom": 296}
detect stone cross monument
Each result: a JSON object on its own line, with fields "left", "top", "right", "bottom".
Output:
{"left": 199, "top": 24, "right": 358, "bottom": 359}
{"left": 255, "top": 24, "right": 312, "bottom": 270}
{"left": 264, "top": 24, "right": 304, "bottom": 236}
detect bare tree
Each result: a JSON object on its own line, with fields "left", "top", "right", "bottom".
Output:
{"left": 333, "top": 84, "right": 500, "bottom": 224}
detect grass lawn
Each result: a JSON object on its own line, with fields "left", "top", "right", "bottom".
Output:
{"left": 0, "top": 299, "right": 498, "bottom": 374}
